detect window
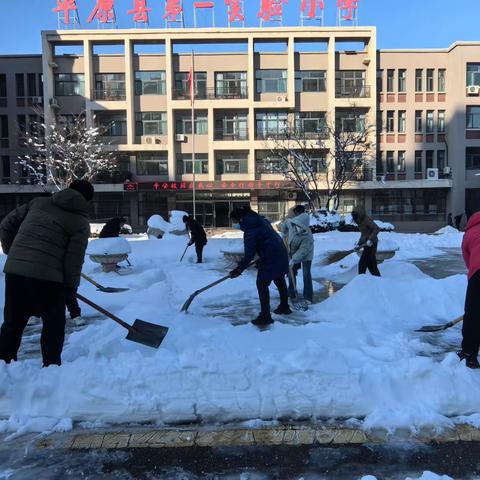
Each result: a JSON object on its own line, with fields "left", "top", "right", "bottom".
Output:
{"left": 302, "top": 151, "right": 327, "bottom": 173}
{"left": 397, "top": 151, "right": 406, "bottom": 173}
{"left": 256, "top": 111, "right": 288, "bottom": 139}
{"left": 97, "top": 113, "right": 127, "bottom": 136}
{"left": 438, "top": 69, "right": 446, "bottom": 92}
{"left": 55, "top": 74, "right": 85, "bottom": 96}
{"left": 415, "top": 69, "right": 423, "bottom": 92}
{"left": 295, "top": 71, "right": 326, "bottom": 92}
{"left": 437, "top": 150, "right": 446, "bottom": 171}
{"left": 135, "top": 112, "right": 167, "bottom": 136}
{"left": 135, "top": 71, "right": 166, "bottom": 95}
{"left": 95, "top": 73, "right": 126, "bottom": 100}
{"left": 377, "top": 110, "right": 383, "bottom": 133}
{"left": 386, "top": 111, "right": 394, "bottom": 132}
{"left": 415, "top": 151, "right": 423, "bottom": 173}
{"left": 136, "top": 152, "right": 168, "bottom": 176}
{"left": 398, "top": 69, "right": 406, "bottom": 92}
{"left": 415, "top": 110, "right": 423, "bottom": 133}
{"left": 216, "top": 153, "right": 248, "bottom": 174}
{"left": 467, "top": 106, "right": 480, "bottom": 129}
{"left": 256, "top": 70, "right": 287, "bottom": 93}
{"left": 176, "top": 153, "right": 208, "bottom": 174}
{"left": 466, "top": 147, "right": 480, "bottom": 170}
{"left": 215, "top": 72, "right": 247, "bottom": 98}
{"left": 15, "top": 73, "right": 24, "bottom": 97}
{"left": 386, "top": 151, "right": 395, "bottom": 173}
{"left": 376, "top": 151, "right": 384, "bottom": 174}
{"left": 437, "top": 110, "right": 445, "bottom": 133}
{"left": 0, "top": 115, "right": 8, "bottom": 148}
{"left": 376, "top": 70, "right": 383, "bottom": 92}
{"left": 215, "top": 113, "right": 248, "bottom": 140}
{"left": 335, "top": 70, "right": 366, "bottom": 97}
{"left": 258, "top": 201, "right": 282, "bottom": 223}
{"left": 176, "top": 112, "right": 208, "bottom": 135}
{"left": 256, "top": 151, "right": 284, "bottom": 174}
{"left": 467, "top": 64, "right": 480, "bottom": 87}
{"left": 174, "top": 72, "right": 207, "bottom": 99}
{"left": 426, "top": 150, "right": 434, "bottom": 169}
{"left": 0, "top": 74, "right": 6, "bottom": 98}
{"left": 27, "top": 73, "right": 36, "bottom": 97}
{"left": 1, "top": 156, "right": 10, "bottom": 179}
{"left": 295, "top": 111, "right": 326, "bottom": 137}
{"left": 426, "top": 69, "right": 434, "bottom": 92}
{"left": 398, "top": 111, "right": 406, "bottom": 133}
{"left": 335, "top": 110, "right": 366, "bottom": 133}
{"left": 426, "top": 110, "right": 434, "bottom": 133}
{"left": 387, "top": 69, "right": 394, "bottom": 92}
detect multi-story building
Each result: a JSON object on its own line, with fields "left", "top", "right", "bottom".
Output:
{"left": 0, "top": 26, "right": 479, "bottom": 232}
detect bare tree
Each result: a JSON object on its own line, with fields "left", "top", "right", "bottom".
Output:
{"left": 17, "top": 113, "right": 116, "bottom": 191}
{"left": 267, "top": 108, "right": 376, "bottom": 212}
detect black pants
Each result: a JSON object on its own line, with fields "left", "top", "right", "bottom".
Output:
{"left": 358, "top": 245, "right": 381, "bottom": 277}
{"left": 65, "top": 288, "right": 81, "bottom": 319}
{"left": 256, "top": 275, "right": 289, "bottom": 317}
{"left": 0, "top": 273, "right": 66, "bottom": 366}
{"left": 462, "top": 270, "right": 480, "bottom": 356}
{"left": 195, "top": 242, "right": 204, "bottom": 263}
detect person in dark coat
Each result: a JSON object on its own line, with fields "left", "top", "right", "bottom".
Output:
{"left": 0, "top": 180, "right": 93, "bottom": 367}
{"left": 99, "top": 217, "right": 126, "bottom": 238}
{"left": 183, "top": 215, "right": 207, "bottom": 263}
{"left": 352, "top": 205, "right": 381, "bottom": 277}
{"left": 229, "top": 206, "right": 290, "bottom": 326}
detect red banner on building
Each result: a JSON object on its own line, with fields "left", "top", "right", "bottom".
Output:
{"left": 131, "top": 180, "right": 295, "bottom": 191}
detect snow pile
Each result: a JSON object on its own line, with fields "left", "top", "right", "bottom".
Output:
{"left": 435, "top": 226, "right": 460, "bottom": 235}
{"left": 147, "top": 214, "right": 171, "bottom": 233}
{"left": 169, "top": 210, "right": 189, "bottom": 233}
{"left": 0, "top": 231, "right": 472, "bottom": 436}
{"left": 309, "top": 211, "right": 395, "bottom": 233}
{"left": 86, "top": 238, "right": 131, "bottom": 256}
{"left": 361, "top": 474, "right": 452, "bottom": 480}
{"left": 344, "top": 213, "right": 395, "bottom": 232}
{"left": 147, "top": 211, "right": 188, "bottom": 237}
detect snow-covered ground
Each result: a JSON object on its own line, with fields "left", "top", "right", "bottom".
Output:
{"left": 0, "top": 227, "right": 476, "bottom": 437}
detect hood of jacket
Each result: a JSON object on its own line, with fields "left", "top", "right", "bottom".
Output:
{"left": 352, "top": 205, "right": 366, "bottom": 223}
{"left": 240, "top": 211, "right": 263, "bottom": 231}
{"left": 466, "top": 212, "right": 480, "bottom": 231}
{"left": 290, "top": 213, "right": 311, "bottom": 235}
{"left": 52, "top": 188, "right": 89, "bottom": 216}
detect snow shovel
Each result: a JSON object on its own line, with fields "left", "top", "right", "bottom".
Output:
{"left": 180, "top": 243, "right": 190, "bottom": 262}
{"left": 415, "top": 316, "right": 463, "bottom": 333}
{"left": 81, "top": 273, "right": 129, "bottom": 293}
{"left": 76, "top": 293, "right": 169, "bottom": 349}
{"left": 181, "top": 260, "right": 257, "bottom": 313}
{"left": 288, "top": 266, "right": 309, "bottom": 312}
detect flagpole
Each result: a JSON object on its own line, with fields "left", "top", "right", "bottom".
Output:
{"left": 191, "top": 49, "right": 197, "bottom": 220}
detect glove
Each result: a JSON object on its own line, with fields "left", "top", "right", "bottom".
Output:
{"left": 229, "top": 267, "right": 242, "bottom": 279}
{"left": 366, "top": 240, "right": 373, "bottom": 247}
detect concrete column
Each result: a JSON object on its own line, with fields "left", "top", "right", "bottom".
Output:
{"left": 83, "top": 39, "right": 94, "bottom": 128}
{"left": 41, "top": 33, "right": 55, "bottom": 138}
{"left": 165, "top": 38, "right": 176, "bottom": 181}
{"left": 129, "top": 193, "right": 139, "bottom": 228}
{"left": 287, "top": 34, "right": 295, "bottom": 110}
{"left": 327, "top": 35, "right": 336, "bottom": 179}
{"left": 247, "top": 37, "right": 256, "bottom": 180}
{"left": 208, "top": 106, "right": 215, "bottom": 181}
{"left": 124, "top": 38, "right": 135, "bottom": 146}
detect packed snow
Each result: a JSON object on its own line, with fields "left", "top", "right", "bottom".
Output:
{"left": 86, "top": 238, "right": 132, "bottom": 256}
{"left": 0, "top": 225, "right": 475, "bottom": 437}
{"left": 361, "top": 473, "right": 452, "bottom": 480}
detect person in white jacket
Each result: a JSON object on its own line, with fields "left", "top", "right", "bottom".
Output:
{"left": 280, "top": 205, "right": 315, "bottom": 302}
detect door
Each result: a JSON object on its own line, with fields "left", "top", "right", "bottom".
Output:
{"left": 215, "top": 201, "right": 230, "bottom": 227}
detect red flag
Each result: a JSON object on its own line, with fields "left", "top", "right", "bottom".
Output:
{"left": 187, "top": 66, "right": 194, "bottom": 106}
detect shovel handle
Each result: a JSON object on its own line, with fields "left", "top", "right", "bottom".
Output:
{"left": 76, "top": 292, "right": 132, "bottom": 332}
{"left": 81, "top": 273, "right": 101, "bottom": 289}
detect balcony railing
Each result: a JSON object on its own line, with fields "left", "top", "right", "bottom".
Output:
{"left": 335, "top": 85, "right": 371, "bottom": 98}
{"left": 256, "top": 161, "right": 285, "bottom": 175}
{"left": 256, "top": 131, "right": 288, "bottom": 141}
{"left": 344, "top": 168, "right": 374, "bottom": 182}
{"left": 173, "top": 87, "right": 248, "bottom": 100}
{"left": 94, "top": 170, "right": 132, "bottom": 184}
{"left": 93, "top": 89, "right": 127, "bottom": 101}
{"left": 214, "top": 128, "right": 249, "bottom": 141}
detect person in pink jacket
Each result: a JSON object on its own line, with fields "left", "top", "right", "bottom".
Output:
{"left": 459, "top": 212, "right": 480, "bottom": 368}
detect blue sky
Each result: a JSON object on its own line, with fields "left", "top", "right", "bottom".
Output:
{"left": 0, "top": 0, "right": 479, "bottom": 54}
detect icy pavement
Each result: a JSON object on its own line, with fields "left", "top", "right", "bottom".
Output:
{"left": 1, "top": 229, "right": 478, "bottom": 438}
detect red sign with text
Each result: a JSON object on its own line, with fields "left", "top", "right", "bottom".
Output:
{"left": 133, "top": 180, "right": 295, "bottom": 191}
{"left": 87, "top": 0, "right": 115, "bottom": 23}
{"left": 258, "top": 0, "right": 288, "bottom": 22}
{"left": 337, "top": 0, "right": 358, "bottom": 20}
{"left": 128, "top": 0, "right": 151, "bottom": 22}
{"left": 225, "top": 0, "right": 244, "bottom": 23}
{"left": 301, "top": 0, "right": 324, "bottom": 19}
{"left": 52, "top": 0, "right": 78, "bottom": 24}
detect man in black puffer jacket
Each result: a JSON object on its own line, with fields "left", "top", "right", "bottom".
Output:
{"left": 0, "top": 180, "right": 93, "bottom": 366}
{"left": 183, "top": 215, "right": 207, "bottom": 263}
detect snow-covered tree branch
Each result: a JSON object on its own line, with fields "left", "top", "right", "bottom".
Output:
{"left": 17, "top": 113, "right": 117, "bottom": 191}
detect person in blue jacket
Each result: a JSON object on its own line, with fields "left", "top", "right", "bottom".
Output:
{"left": 229, "top": 206, "right": 290, "bottom": 326}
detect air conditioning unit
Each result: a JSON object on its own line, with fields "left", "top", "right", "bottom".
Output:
{"left": 142, "top": 135, "right": 161, "bottom": 145}
{"left": 175, "top": 134, "right": 186, "bottom": 142}
{"left": 427, "top": 168, "right": 439, "bottom": 180}
{"left": 376, "top": 175, "right": 386, "bottom": 183}
{"left": 286, "top": 192, "right": 297, "bottom": 200}
{"left": 467, "top": 85, "right": 480, "bottom": 95}
{"left": 32, "top": 96, "right": 43, "bottom": 105}
{"left": 276, "top": 95, "right": 287, "bottom": 102}
{"left": 443, "top": 166, "right": 451, "bottom": 175}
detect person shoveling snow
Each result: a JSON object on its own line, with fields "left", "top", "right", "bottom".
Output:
{"left": 229, "top": 206, "right": 290, "bottom": 327}
{"left": 352, "top": 205, "right": 381, "bottom": 277}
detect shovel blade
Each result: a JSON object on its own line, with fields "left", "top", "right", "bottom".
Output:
{"left": 415, "top": 325, "right": 445, "bottom": 333}
{"left": 97, "top": 287, "right": 130, "bottom": 293}
{"left": 125, "top": 320, "right": 169, "bottom": 349}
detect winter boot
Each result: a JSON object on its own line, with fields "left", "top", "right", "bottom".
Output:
{"left": 252, "top": 314, "right": 274, "bottom": 327}
{"left": 457, "top": 351, "right": 480, "bottom": 369}
{"left": 72, "top": 316, "right": 87, "bottom": 327}
{"left": 274, "top": 304, "right": 292, "bottom": 315}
